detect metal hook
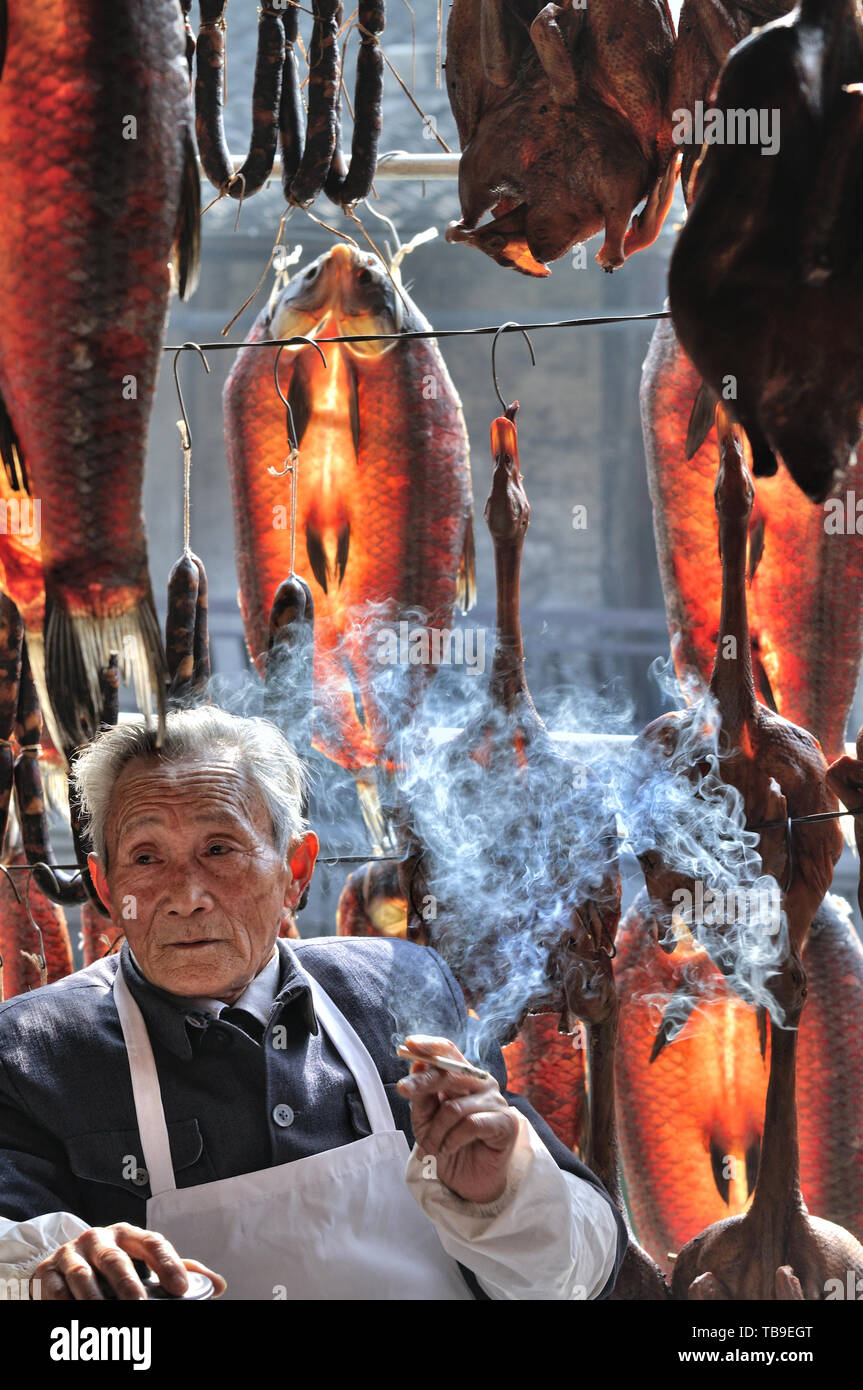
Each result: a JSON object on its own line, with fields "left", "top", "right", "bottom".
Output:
{"left": 360, "top": 199, "right": 403, "bottom": 260}
{"left": 23, "top": 865, "right": 49, "bottom": 977}
{"left": 269, "top": 338, "right": 328, "bottom": 478}
{"left": 172, "top": 342, "right": 212, "bottom": 451}
{"left": 491, "top": 321, "right": 536, "bottom": 414}
{"left": 0, "top": 861, "right": 22, "bottom": 906}
{"left": 784, "top": 815, "right": 794, "bottom": 895}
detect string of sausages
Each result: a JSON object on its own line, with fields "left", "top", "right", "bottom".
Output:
{"left": 194, "top": 0, "right": 385, "bottom": 211}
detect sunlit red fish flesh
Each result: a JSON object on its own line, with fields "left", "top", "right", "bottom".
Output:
{"left": 223, "top": 245, "right": 475, "bottom": 775}
{"left": 0, "top": 0, "right": 200, "bottom": 751}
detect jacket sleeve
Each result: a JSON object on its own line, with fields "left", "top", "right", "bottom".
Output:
{"left": 413, "top": 946, "right": 628, "bottom": 1300}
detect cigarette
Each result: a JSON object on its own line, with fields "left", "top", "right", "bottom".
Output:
{"left": 396, "top": 1044, "right": 491, "bottom": 1081}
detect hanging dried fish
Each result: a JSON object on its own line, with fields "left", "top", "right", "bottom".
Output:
{"left": 195, "top": 0, "right": 286, "bottom": 198}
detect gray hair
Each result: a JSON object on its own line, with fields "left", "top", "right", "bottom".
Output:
{"left": 72, "top": 707, "right": 310, "bottom": 863}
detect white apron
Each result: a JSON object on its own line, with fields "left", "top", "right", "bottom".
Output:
{"left": 112, "top": 967, "right": 473, "bottom": 1300}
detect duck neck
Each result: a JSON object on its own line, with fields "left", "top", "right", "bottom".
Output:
{"left": 489, "top": 538, "right": 534, "bottom": 715}
{"left": 708, "top": 510, "right": 757, "bottom": 741}
{"left": 584, "top": 1005, "right": 623, "bottom": 1207}
{"left": 749, "top": 1015, "right": 803, "bottom": 1228}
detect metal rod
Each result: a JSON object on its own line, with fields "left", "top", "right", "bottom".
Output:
{"left": 207, "top": 151, "right": 460, "bottom": 181}
{"left": 164, "top": 310, "right": 672, "bottom": 354}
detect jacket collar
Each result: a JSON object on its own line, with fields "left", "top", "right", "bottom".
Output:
{"left": 119, "top": 939, "right": 318, "bottom": 1060}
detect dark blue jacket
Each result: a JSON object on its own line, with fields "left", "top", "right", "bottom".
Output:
{"left": 0, "top": 935, "right": 626, "bottom": 1297}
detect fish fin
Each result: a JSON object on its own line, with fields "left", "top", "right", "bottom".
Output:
{"left": 456, "top": 513, "right": 477, "bottom": 614}
{"left": 43, "top": 595, "right": 167, "bottom": 751}
{"left": 336, "top": 520, "right": 350, "bottom": 587}
{"left": 305, "top": 522, "right": 329, "bottom": 593}
{"left": 745, "top": 1137, "right": 760, "bottom": 1197}
{"left": 750, "top": 638, "right": 778, "bottom": 713}
{"left": 288, "top": 367, "right": 313, "bottom": 447}
{"left": 0, "top": 387, "right": 28, "bottom": 493}
{"left": 709, "top": 1139, "right": 731, "bottom": 1205}
{"left": 649, "top": 983, "right": 696, "bottom": 1061}
{"left": 685, "top": 381, "right": 717, "bottom": 459}
{"left": 347, "top": 358, "right": 360, "bottom": 458}
{"left": 174, "top": 130, "right": 201, "bottom": 302}
{"left": 747, "top": 512, "right": 765, "bottom": 582}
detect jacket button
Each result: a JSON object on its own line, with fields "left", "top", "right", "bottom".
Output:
{"left": 272, "top": 1104, "right": 295, "bottom": 1128}
{"left": 210, "top": 1029, "right": 232, "bottom": 1050}
{"left": 131, "top": 1167, "right": 149, "bottom": 1187}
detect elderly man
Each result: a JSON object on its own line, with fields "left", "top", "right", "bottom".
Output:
{"left": 0, "top": 707, "right": 625, "bottom": 1300}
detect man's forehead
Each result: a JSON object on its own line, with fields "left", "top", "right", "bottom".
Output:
{"left": 108, "top": 751, "right": 266, "bottom": 831}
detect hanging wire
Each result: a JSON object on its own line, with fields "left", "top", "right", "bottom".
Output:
{"left": 165, "top": 307, "right": 671, "bottom": 355}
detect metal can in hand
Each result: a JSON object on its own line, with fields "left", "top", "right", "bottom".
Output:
{"left": 144, "top": 1271, "right": 215, "bottom": 1300}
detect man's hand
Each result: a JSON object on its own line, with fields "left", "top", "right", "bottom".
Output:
{"left": 31, "top": 1222, "right": 227, "bottom": 1300}
{"left": 396, "top": 1035, "right": 519, "bottom": 1204}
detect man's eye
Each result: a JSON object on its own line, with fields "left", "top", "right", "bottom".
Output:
{"left": 206, "top": 843, "right": 232, "bottom": 856}
{"left": 134, "top": 853, "right": 156, "bottom": 865}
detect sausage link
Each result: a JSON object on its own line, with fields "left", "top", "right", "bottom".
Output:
{"left": 279, "top": 0, "right": 306, "bottom": 189}
{"left": 323, "top": 3, "right": 349, "bottom": 203}
{"left": 99, "top": 652, "right": 120, "bottom": 729}
{"left": 191, "top": 553, "right": 211, "bottom": 695}
{"left": 13, "top": 643, "right": 86, "bottom": 905}
{"left": 334, "top": 0, "right": 385, "bottom": 208}
{"left": 288, "top": 0, "right": 342, "bottom": 208}
{"left": 166, "top": 551, "right": 200, "bottom": 698}
{"left": 196, "top": 0, "right": 285, "bottom": 198}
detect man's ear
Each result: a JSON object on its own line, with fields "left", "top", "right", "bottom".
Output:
{"left": 285, "top": 831, "right": 319, "bottom": 911}
{"left": 88, "top": 853, "right": 112, "bottom": 915}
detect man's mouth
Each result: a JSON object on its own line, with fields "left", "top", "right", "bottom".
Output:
{"left": 167, "top": 939, "right": 224, "bottom": 950}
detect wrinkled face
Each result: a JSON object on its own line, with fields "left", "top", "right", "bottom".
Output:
{"left": 89, "top": 752, "right": 318, "bottom": 1003}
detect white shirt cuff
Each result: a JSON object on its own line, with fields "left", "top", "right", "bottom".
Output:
{"left": 404, "top": 1109, "right": 619, "bottom": 1300}
{"left": 0, "top": 1212, "right": 90, "bottom": 1293}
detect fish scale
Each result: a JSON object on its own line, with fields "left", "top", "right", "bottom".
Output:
{"left": 224, "top": 245, "right": 475, "bottom": 776}
{"left": 615, "top": 890, "right": 863, "bottom": 1271}
{"left": 640, "top": 319, "right": 863, "bottom": 764}
{"left": 0, "top": 0, "right": 199, "bottom": 753}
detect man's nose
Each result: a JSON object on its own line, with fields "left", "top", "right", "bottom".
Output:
{"left": 162, "top": 862, "right": 217, "bottom": 914}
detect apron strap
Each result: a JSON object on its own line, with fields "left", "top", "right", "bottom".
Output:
{"left": 113, "top": 967, "right": 177, "bottom": 1196}
{"left": 112, "top": 955, "right": 397, "bottom": 1196}
{"left": 306, "top": 975, "right": 396, "bottom": 1135}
